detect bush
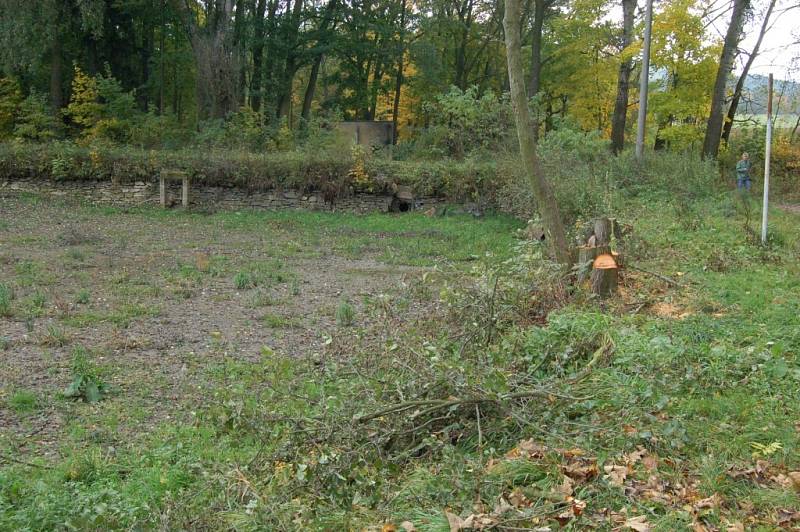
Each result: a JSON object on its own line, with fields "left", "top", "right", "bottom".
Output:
{"left": 0, "top": 141, "right": 499, "bottom": 202}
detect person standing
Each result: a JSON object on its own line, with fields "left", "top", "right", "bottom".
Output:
{"left": 736, "top": 152, "right": 752, "bottom": 191}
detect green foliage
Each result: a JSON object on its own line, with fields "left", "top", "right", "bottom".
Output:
{"left": 8, "top": 390, "right": 38, "bottom": 413}
{"left": 417, "top": 86, "right": 512, "bottom": 158}
{"left": 75, "top": 289, "right": 91, "bottom": 305}
{"left": 0, "top": 77, "right": 22, "bottom": 139}
{"left": 335, "top": 299, "right": 355, "bottom": 327}
{"left": 63, "top": 346, "right": 109, "bottom": 403}
{"left": 233, "top": 271, "right": 254, "bottom": 290}
{"left": 65, "top": 65, "right": 136, "bottom": 143}
{"left": 0, "top": 283, "right": 13, "bottom": 317}
{"left": 0, "top": 141, "right": 498, "bottom": 201}
{"left": 13, "top": 92, "right": 61, "bottom": 141}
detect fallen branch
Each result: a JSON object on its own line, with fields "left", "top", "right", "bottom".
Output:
{"left": 354, "top": 387, "right": 589, "bottom": 423}
{"left": 628, "top": 264, "right": 683, "bottom": 286}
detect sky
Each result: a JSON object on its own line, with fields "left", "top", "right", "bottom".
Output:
{"left": 723, "top": 0, "right": 799, "bottom": 80}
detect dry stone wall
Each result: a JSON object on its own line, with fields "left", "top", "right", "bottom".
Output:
{"left": 0, "top": 178, "right": 446, "bottom": 214}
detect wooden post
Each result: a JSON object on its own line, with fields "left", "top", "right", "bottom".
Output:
{"left": 159, "top": 173, "right": 167, "bottom": 207}
{"left": 182, "top": 175, "right": 190, "bottom": 207}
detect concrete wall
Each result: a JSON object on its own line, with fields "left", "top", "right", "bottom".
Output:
{"left": 0, "top": 178, "right": 445, "bottom": 214}
{"left": 336, "top": 121, "right": 394, "bottom": 147}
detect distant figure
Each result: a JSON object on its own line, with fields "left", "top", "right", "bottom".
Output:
{"left": 736, "top": 152, "right": 752, "bottom": 191}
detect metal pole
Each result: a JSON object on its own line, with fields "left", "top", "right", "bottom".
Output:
{"left": 761, "top": 73, "right": 773, "bottom": 244}
{"left": 635, "top": 0, "right": 653, "bottom": 160}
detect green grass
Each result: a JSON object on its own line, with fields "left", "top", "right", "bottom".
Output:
{"left": 0, "top": 283, "right": 12, "bottom": 317}
{"left": 8, "top": 390, "right": 38, "bottom": 413}
{"left": 1, "top": 191, "right": 799, "bottom": 530}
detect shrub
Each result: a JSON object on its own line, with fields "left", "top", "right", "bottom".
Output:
{"left": 0, "top": 77, "right": 22, "bottom": 139}
{"left": 14, "top": 92, "right": 62, "bottom": 141}
{"left": 0, "top": 141, "right": 499, "bottom": 202}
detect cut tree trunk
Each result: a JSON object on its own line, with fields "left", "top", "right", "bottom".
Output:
{"left": 577, "top": 217, "right": 621, "bottom": 296}
{"left": 590, "top": 253, "right": 618, "bottom": 298}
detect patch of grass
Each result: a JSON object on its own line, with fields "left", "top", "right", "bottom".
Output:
{"left": 335, "top": 300, "right": 355, "bottom": 327}
{"left": 62, "top": 303, "right": 160, "bottom": 328}
{"left": 75, "top": 289, "right": 90, "bottom": 305}
{"left": 64, "top": 248, "right": 86, "bottom": 262}
{"left": 262, "top": 313, "right": 302, "bottom": 328}
{"left": 0, "top": 336, "right": 10, "bottom": 350}
{"left": 247, "top": 289, "right": 275, "bottom": 308}
{"left": 8, "top": 390, "right": 39, "bottom": 413}
{"left": 233, "top": 271, "right": 254, "bottom": 290}
{"left": 0, "top": 283, "right": 13, "bottom": 316}
{"left": 41, "top": 323, "right": 69, "bottom": 347}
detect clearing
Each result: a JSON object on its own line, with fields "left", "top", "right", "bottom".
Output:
{"left": 1, "top": 190, "right": 799, "bottom": 531}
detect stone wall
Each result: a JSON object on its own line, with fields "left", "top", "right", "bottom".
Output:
{"left": 0, "top": 178, "right": 446, "bottom": 214}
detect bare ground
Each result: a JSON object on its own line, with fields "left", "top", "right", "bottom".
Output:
{"left": 0, "top": 193, "right": 435, "bottom": 458}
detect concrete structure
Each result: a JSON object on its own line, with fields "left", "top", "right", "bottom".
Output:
{"left": 336, "top": 121, "right": 394, "bottom": 147}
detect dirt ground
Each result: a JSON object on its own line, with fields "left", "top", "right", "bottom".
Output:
{"left": 0, "top": 193, "right": 435, "bottom": 458}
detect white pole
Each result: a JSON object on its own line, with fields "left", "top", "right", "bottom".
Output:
{"left": 635, "top": 0, "right": 653, "bottom": 161}
{"left": 761, "top": 73, "right": 773, "bottom": 245}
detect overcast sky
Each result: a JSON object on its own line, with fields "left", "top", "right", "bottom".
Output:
{"left": 717, "top": 0, "right": 799, "bottom": 79}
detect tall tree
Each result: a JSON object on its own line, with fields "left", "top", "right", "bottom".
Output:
{"left": 503, "top": 0, "right": 571, "bottom": 264}
{"left": 702, "top": 0, "right": 750, "bottom": 159}
{"left": 301, "top": 0, "right": 340, "bottom": 121}
{"left": 610, "top": 0, "right": 636, "bottom": 154}
{"left": 721, "top": 0, "right": 776, "bottom": 144}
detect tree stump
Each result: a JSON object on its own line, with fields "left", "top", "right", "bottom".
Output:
{"left": 576, "top": 244, "right": 610, "bottom": 283}
{"left": 576, "top": 217, "right": 621, "bottom": 297}
{"left": 590, "top": 253, "right": 618, "bottom": 298}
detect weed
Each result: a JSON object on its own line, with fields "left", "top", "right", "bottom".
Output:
{"left": 262, "top": 313, "right": 301, "bottom": 328}
{"left": 335, "top": 300, "right": 355, "bottom": 327}
{"left": 65, "top": 248, "right": 86, "bottom": 261}
{"left": 247, "top": 289, "right": 274, "bottom": 308}
{"left": 233, "top": 271, "right": 254, "bottom": 290}
{"left": 0, "top": 336, "right": 10, "bottom": 350}
{"left": 41, "top": 323, "right": 69, "bottom": 347}
{"left": 290, "top": 279, "right": 300, "bottom": 296}
{"left": 9, "top": 390, "right": 38, "bottom": 413}
{"left": 75, "top": 289, "right": 90, "bottom": 304}
{"left": 0, "top": 283, "right": 13, "bottom": 316}
{"left": 63, "top": 346, "right": 108, "bottom": 403}
{"left": 30, "top": 291, "right": 46, "bottom": 310}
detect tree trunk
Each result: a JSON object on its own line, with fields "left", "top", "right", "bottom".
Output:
{"left": 159, "top": 0, "right": 166, "bottom": 114}
{"left": 610, "top": 0, "right": 635, "bottom": 154}
{"left": 250, "top": 0, "right": 268, "bottom": 112}
{"left": 721, "top": 0, "right": 775, "bottom": 144}
{"left": 391, "top": 0, "right": 407, "bottom": 144}
{"left": 276, "top": 0, "right": 304, "bottom": 120}
{"left": 300, "top": 0, "right": 338, "bottom": 121}
{"left": 702, "top": 0, "right": 750, "bottom": 159}
{"left": 527, "top": 0, "right": 545, "bottom": 143}
{"left": 503, "top": 0, "right": 571, "bottom": 265}
{"left": 233, "top": 0, "right": 248, "bottom": 106}
{"left": 49, "top": 37, "right": 63, "bottom": 112}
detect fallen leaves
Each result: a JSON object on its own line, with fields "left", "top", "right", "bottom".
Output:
{"left": 413, "top": 441, "right": 800, "bottom": 532}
